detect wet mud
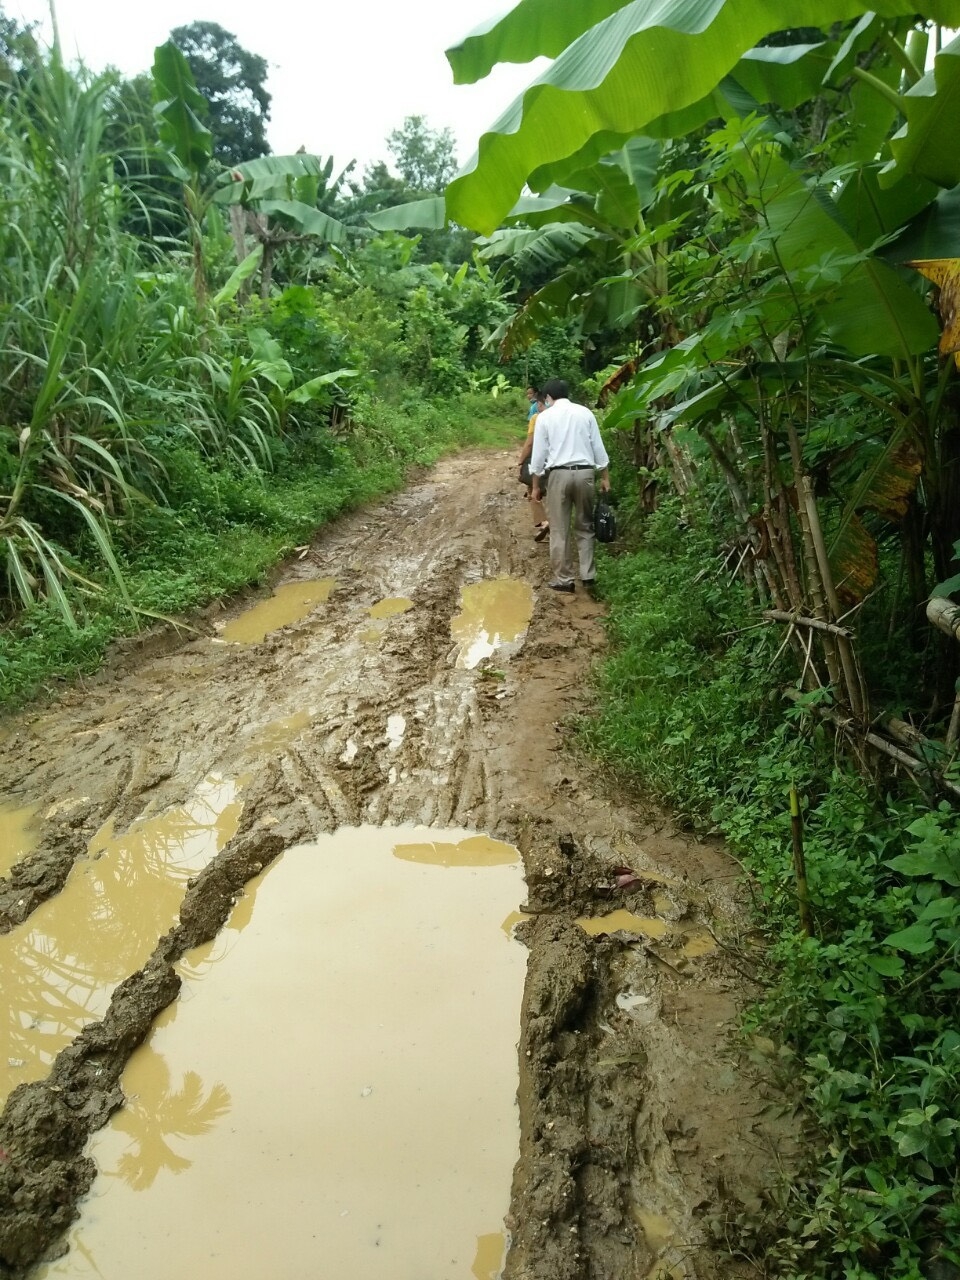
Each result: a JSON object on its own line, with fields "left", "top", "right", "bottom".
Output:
{"left": 0, "top": 450, "right": 800, "bottom": 1278}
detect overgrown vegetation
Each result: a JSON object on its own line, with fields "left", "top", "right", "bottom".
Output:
{"left": 587, "top": 470, "right": 960, "bottom": 1277}
{"left": 0, "top": 22, "right": 525, "bottom": 707}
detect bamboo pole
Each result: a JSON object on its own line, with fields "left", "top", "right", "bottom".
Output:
{"left": 789, "top": 786, "right": 814, "bottom": 937}
{"left": 926, "top": 597, "right": 960, "bottom": 642}
{"left": 782, "top": 689, "right": 960, "bottom": 801}
{"left": 763, "top": 609, "right": 854, "bottom": 638}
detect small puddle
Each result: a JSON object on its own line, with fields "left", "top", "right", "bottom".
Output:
{"left": 577, "top": 909, "right": 668, "bottom": 939}
{"left": 634, "top": 1208, "right": 677, "bottom": 1251}
{"left": 0, "top": 801, "right": 39, "bottom": 876}
{"left": 243, "top": 709, "right": 312, "bottom": 757}
{"left": 38, "top": 825, "right": 524, "bottom": 1280}
{"left": 0, "top": 775, "right": 243, "bottom": 1102}
{"left": 451, "top": 578, "right": 534, "bottom": 669}
{"left": 368, "top": 596, "right": 414, "bottom": 619}
{"left": 220, "top": 578, "right": 336, "bottom": 643}
{"left": 680, "top": 927, "right": 717, "bottom": 958}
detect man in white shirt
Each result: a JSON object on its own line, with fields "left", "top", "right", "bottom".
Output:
{"left": 530, "top": 378, "right": 610, "bottom": 592}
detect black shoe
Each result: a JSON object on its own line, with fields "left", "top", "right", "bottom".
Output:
{"left": 582, "top": 579, "right": 596, "bottom": 589}
{"left": 548, "top": 581, "right": 575, "bottom": 593}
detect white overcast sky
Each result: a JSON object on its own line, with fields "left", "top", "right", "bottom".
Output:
{"left": 9, "top": 0, "right": 545, "bottom": 173}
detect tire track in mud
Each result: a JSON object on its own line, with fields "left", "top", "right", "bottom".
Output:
{"left": 0, "top": 450, "right": 801, "bottom": 1278}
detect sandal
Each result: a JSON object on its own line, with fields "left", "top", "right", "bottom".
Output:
{"left": 534, "top": 524, "right": 550, "bottom": 543}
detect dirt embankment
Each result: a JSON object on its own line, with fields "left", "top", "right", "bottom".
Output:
{"left": 0, "top": 449, "right": 801, "bottom": 1278}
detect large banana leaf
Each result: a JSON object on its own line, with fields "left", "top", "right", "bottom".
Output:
{"left": 478, "top": 222, "right": 598, "bottom": 268}
{"left": 366, "top": 196, "right": 447, "bottom": 231}
{"left": 885, "top": 185, "right": 960, "bottom": 261}
{"left": 255, "top": 200, "right": 351, "bottom": 244}
{"left": 152, "top": 43, "right": 212, "bottom": 180}
{"left": 745, "top": 151, "right": 937, "bottom": 357}
{"left": 882, "top": 34, "right": 960, "bottom": 189}
{"left": 213, "top": 154, "right": 335, "bottom": 206}
{"left": 444, "top": 0, "right": 960, "bottom": 233}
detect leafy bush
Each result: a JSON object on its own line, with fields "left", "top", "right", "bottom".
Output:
{"left": 587, "top": 496, "right": 960, "bottom": 1279}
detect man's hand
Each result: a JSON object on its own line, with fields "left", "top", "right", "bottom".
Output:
{"left": 599, "top": 469, "right": 611, "bottom": 494}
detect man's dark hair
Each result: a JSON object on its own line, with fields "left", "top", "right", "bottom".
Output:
{"left": 542, "top": 378, "right": 569, "bottom": 401}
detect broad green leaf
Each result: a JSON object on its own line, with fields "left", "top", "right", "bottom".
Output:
{"left": 886, "top": 184, "right": 960, "bottom": 261}
{"left": 366, "top": 196, "right": 448, "bottom": 232}
{"left": 865, "top": 954, "right": 905, "bottom": 977}
{"left": 256, "top": 200, "right": 350, "bottom": 244}
{"left": 883, "top": 34, "right": 960, "bottom": 189}
{"left": 213, "top": 246, "right": 264, "bottom": 308}
{"left": 213, "top": 154, "right": 334, "bottom": 206}
{"left": 447, "top": 0, "right": 638, "bottom": 83}
{"left": 931, "top": 571, "right": 960, "bottom": 598}
{"left": 883, "top": 922, "right": 935, "bottom": 953}
{"left": 478, "top": 222, "right": 598, "bottom": 270}
{"left": 753, "top": 154, "right": 938, "bottom": 357}
{"left": 836, "top": 166, "right": 938, "bottom": 249}
{"left": 152, "top": 43, "right": 212, "bottom": 179}
{"left": 445, "top": 0, "right": 960, "bottom": 233}
{"left": 287, "top": 370, "right": 359, "bottom": 405}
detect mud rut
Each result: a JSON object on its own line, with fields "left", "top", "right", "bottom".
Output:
{"left": 0, "top": 450, "right": 800, "bottom": 1279}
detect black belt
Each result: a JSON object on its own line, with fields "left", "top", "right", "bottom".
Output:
{"left": 551, "top": 464, "right": 593, "bottom": 471}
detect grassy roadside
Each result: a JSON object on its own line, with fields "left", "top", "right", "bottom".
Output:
{"left": 586, "top": 499, "right": 960, "bottom": 1279}
{"left": 0, "top": 395, "right": 522, "bottom": 713}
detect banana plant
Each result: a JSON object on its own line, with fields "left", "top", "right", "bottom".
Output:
{"left": 443, "top": 0, "right": 960, "bottom": 233}
{"left": 152, "top": 44, "right": 351, "bottom": 302}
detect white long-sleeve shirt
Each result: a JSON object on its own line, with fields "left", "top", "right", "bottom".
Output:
{"left": 530, "top": 398, "right": 609, "bottom": 477}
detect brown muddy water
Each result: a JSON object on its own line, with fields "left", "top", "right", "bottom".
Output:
{"left": 219, "top": 578, "right": 336, "bottom": 644}
{"left": 0, "top": 804, "right": 39, "bottom": 877}
{"left": 35, "top": 825, "right": 525, "bottom": 1280}
{"left": 1, "top": 776, "right": 243, "bottom": 1101}
{"left": 451, "top": 580, "right": 533, "bottom": 670}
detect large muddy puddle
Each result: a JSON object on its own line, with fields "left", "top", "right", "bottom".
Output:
{"left": 220, "top": 578, "right": 336, "bottom": 643}
{"left": 0, "top": 776, "right": 243, "bottom": 1101}
{"left": 37, "top": 825, "right": 525, "bottom": 1280}
{"left": 451, "top": 579, "right": 534, "bottom": 670}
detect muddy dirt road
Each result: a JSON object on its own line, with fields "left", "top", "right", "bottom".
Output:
{"left": 0, "top": 449, "right": 799, "bottom": 1278}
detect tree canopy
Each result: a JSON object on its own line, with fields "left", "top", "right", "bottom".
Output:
{"left": 169, "top": 21, "right": 270, "bottom": 164}
{"left": 386, "top": 114, "right": 457, "bottom": 194}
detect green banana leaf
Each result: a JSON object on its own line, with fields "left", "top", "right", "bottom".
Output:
{"left": 743, "top": 151, "right": 938, "bottom": 357}
{"left": 152, "top": 43, "right": 212, "bottom": 180}
{"left": 444, "top": 0, "right": 960, "bottom": 233}
{"left": 256, "top": 200, "right": 351, "bottom": 244}
{"left": 366, "top": 196, "right": 448, "bottom": 231}
{"left": 213, "top": 246, "right": 264, "bottom": 308}
{"left": 882, "top": 34, "right": 960, "bottom": 189}
{"left": 884, "top": 185, "right": 960, "bottom": 261}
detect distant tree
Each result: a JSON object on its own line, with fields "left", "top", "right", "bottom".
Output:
{"left": 169, "top": 21, "right": 270, "bottom": 164}
{"left": 386, "top": 115, "right": 457, "bottom": 194}
{"left": 0, "top": 5, "right": 37, "bottom": 83}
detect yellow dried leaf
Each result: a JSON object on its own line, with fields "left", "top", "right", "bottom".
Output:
{"left": 908, "top": 257, "right": 960, "bottom": 370}
{"left": 830, "top": 512, "right": 878, "bottom": 605}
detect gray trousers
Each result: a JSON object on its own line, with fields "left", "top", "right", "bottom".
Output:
{"left": 546, "top": 468, "right": 595, "bottom": 585}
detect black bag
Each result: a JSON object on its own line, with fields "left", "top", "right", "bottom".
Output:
{"left": 519, "top": 458, "right": 532, "bottom": 486}
{"left": 594, "top": 496, "right": 616, "bottom": 543}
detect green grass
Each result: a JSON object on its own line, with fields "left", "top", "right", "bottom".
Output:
{"left": 0, "top": 395, "right": 521, "bottom": 710}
